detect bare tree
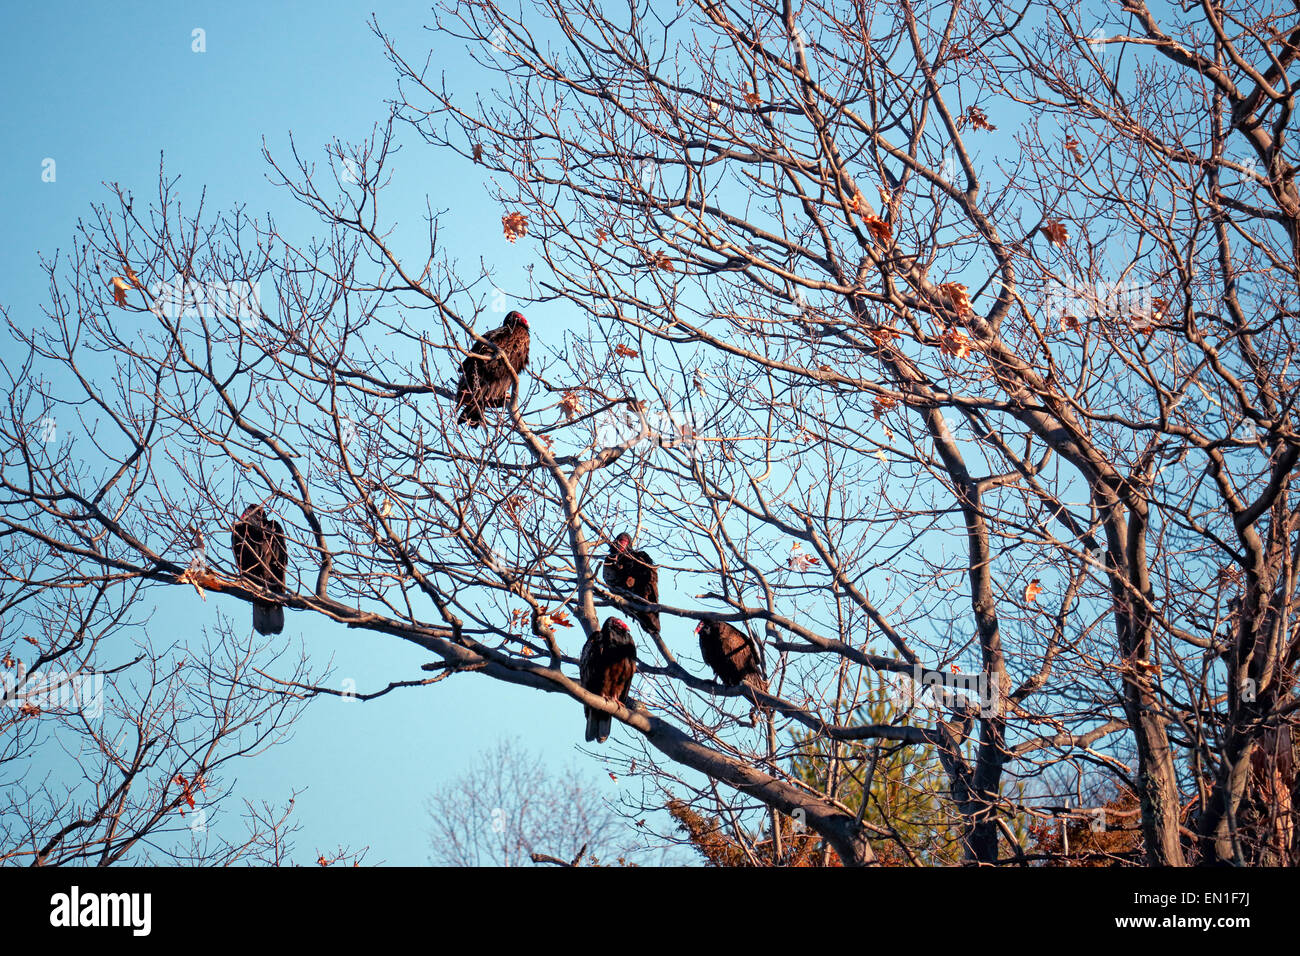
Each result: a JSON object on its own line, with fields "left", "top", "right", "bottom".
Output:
{"left": 4, "top": 0, "right": 1299, "bottom": 866}
{"left": 425, "top": 737, "right": 636, "bottom": 866}
{"left": 0, "top": 559, "right": 323, "bottom": 864}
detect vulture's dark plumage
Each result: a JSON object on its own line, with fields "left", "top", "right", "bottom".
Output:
{"left": 603, "top": 532, "right": 659, "bottom": 635}
{"left": 232, "top": 504, "right": 287, "bottom": 635}
{"left": 696, "top": 620, "right": 767, "bottom": 698}
{"left": 579, "top": 618, "right": 637, "bottom": 743}
{"left": 455, "top": 310, "right": 531, "bottom": 427}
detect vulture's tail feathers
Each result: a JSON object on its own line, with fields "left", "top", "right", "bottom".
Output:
{"left": 586, "top": 709, "right": 612, "bottom": 744}
{"left": 253, "top": 601, "right": 284, "bottom": 636}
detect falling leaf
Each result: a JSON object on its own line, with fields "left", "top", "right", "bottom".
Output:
{"left": 613, "top": 343, "right": 640, "bottom": 359}
{"left": 502, "top": 211, "right": 528, "bottom": 243}
{"left": 862, "top": 214, "right": 891, "bottom": 244}
{"left": 1024, "top": 579, "right": 1044, "bottom": 602}
{"left": 110, "top": 277, "right": 131, "bottom": 307}
{"left": 608, "top": 772, "right": 618, "bottom": 782}
{"left": 559, "top": 391, "right": 583, "bottom": 420}
{"left": 1042, "top": 219, "right": 1069, "bottom": 246}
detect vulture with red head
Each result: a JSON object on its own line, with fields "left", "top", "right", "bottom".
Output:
{"left": 579, "top": 617, "right": 637, "bottom": 743}
{"left": 232, "top": 504, "right": 287, "bottom": 635}
{"left": 696, "top": 619, "right": 767, "bottom": 698}
{"left": 602, "top": 532, "right": 659, "bottom": 636}
{"left": 455, "top": 310, "right": 530, "bottom": 427}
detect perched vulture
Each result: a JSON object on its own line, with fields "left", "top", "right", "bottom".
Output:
{"left": 231, "top": 504, "right": 287, "bottom": 635}
{"left": 602, "top": 532, "right": 659, "bottom": 635}
{"left": 579, "top": 617, "right": 637, "bottom": 744}
{"left": 696, "top": 620, "right": 767, "bottom": 698}
{"left": 454, "top": 310, "right": 531, "bottom": 427}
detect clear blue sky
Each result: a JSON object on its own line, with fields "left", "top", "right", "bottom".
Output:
{"left": 0, "top": 0, "right": 648, "bottom": 865}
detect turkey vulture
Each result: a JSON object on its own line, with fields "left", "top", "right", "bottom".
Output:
{"left": 696, "top": 620, "right": 767, "bottom": 697}
{"left": 602, "top": 532, "right": 659, "bottom": 635}
{"left": 231, "top": 504, "right": 287, "bottom": 635}
{"left": 579, "top": 617, "right": 637, "bottom": 743}
{"left": 454, "top": 310, "right": 530, "bottom": 427}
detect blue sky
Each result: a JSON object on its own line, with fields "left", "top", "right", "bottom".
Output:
{"left": 0, "top": 1, "right": 651, "bottom": 866}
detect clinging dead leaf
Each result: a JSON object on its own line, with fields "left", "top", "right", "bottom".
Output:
{"left": 788, "top": 543, "right": 820, "bottom": 572}
{"left": 648, "top": 250, "right": 674, "bottom": 272}
{"left": 872, "top": 395, "right": 898, "bottom": 419}
{"left": 868, "top": 326, "right": 900, "bottom": 348}
{"left": 559, "top": 391, "right": 583, "bottom": 420}
{"left": 502, "top": 211, "right": 528, "bottom": 243}
{"left": 503, "top": 494, "right": 528, "bottom": 523}
{"left": 862, "top": 214, "right": 891, "bottom": 244}
{"left": 613, "top": 343, "right": 639, "bottom": 359}
{"left": 965, "top": 106, "right": 997, "bottom": 131}
{"left": 1042, "top": 219, "right": 1069, "bottom": 246}
{"left": 939, "top": 327, "right": 973, "bottom": 359}
{"left": 1024, "top": 579, "right": 1044, "bottom": 603}
{"left": 936, "top": 282, "right": 974, "bottom": 318}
